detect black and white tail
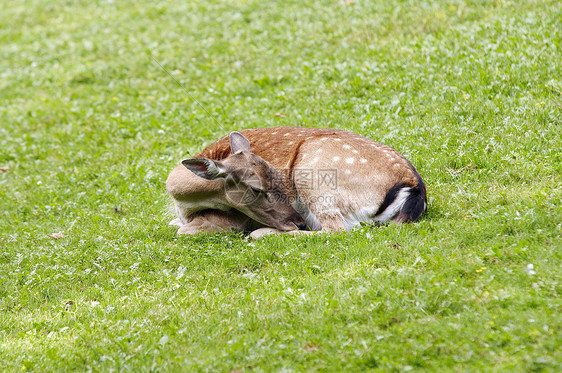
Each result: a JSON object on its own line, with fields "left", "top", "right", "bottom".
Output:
{"left": 374, "top": 170, "right": 427, "bottom": 223}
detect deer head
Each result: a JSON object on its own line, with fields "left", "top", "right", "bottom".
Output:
{"left": 181, "top": 132, "right": 307, "bottom": 232}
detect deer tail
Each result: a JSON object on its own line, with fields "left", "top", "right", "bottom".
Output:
{"left": 374, "top": 170, "right": 427, "bottom": 223}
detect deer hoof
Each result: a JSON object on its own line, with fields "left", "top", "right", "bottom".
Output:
{"left": 249, "top": 228, "right": 281, "bottom": 239}
{"left": 169, "top": 218, "right": 183, "bottom": 227}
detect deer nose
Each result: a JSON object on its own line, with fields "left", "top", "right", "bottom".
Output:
{"left": 296, "top": 222, "right": 308, "bottom": 231}
{"left": 292, "top": 213, "right": 307, "bottom": 230}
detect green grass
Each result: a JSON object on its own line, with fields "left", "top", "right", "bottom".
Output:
{"left": 1, "top": 0, "right": 561, "bottom": 371}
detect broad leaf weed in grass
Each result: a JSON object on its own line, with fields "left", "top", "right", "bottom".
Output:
{"left": 1, "top": 0, "right": 561, "bottom": 371}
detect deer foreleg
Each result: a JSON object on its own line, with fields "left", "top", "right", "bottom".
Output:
{"left": 176, "top": 209, "right": 259, "bottom": 235}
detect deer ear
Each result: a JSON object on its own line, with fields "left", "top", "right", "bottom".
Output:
{"left": 181, "top": 158, "right": 227, "bottom": 180}
{"left": 229, "top": 131, "right": 251, "bottom": 154}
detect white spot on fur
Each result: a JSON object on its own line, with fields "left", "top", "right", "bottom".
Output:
{"left": 271, "top": 131, "right": 278, "bottom": 135}
{"left": 283, "top": 133, "right": 290, "bottom": 136}
{"left": 315, "top": 148, "right": 323, "bottom": 153}
{"left": 343, "top": 144, "right": 351, "bottom": 149}
{"left": 334, "top": 138, "right": 342, "bottom": 142}
{"left": 360, "top": 158, "right": 368, "bottom": 163}
{"left": 333, "top": 156, "right": 341, "bottom": 162}
{"left": 288, "top": 141, "right": 294, "bottom": 145}
{"left": 352, "top": 149, "right": 359, "bottom": 154}
{"left": 321, "top": 137, "right": 329, "bottom": 141}
{"left": 312, "top": 157, "right": 319, "bottom": 164}
{"left": 345, "top": 157, "right": 355, "bottom": 164}
{"left": 345, "top": 170, "right": 352, "bottom": 175}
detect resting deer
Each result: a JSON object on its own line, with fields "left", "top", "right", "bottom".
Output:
{"left": 166, "top": 127, "right": 426, "bottom": 238}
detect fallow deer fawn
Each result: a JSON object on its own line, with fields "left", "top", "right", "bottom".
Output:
{"left": 166, "top": 127, "right": 426, "bottom": 238}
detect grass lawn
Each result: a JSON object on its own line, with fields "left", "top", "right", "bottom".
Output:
{"left": 1, "top": 0, "right": 561, "bottom": 371}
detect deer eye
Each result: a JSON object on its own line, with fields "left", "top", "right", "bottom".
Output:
{"left": 250, "top": 187, "right": 265, "bottom": 194}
